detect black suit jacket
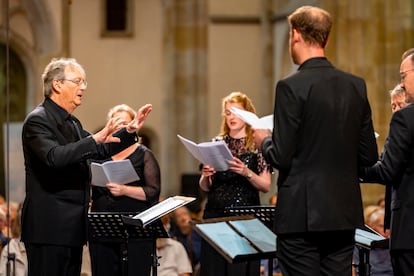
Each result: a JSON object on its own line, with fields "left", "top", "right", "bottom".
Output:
{"left": 262, "top": 57, "right": 378, "bottom": 234}
{"left": 21, "top": 98, "right": 137, "bottom": 246}
{"left": 364, "top": 103, "right": 414, "bottom": 250}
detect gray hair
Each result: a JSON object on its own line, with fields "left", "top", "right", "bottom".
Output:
{"left": 389, "top": 84, "right": 404, "bottom": 97}
{"left": 42, "top": 57, "right": 86, "bottom": 97}
{"left": 369, "top": 208, "right": 385, "bottom": 226}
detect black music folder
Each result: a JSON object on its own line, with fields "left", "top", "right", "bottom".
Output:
{"left": 194, "top": 216, "right": 277, "bottom": 264}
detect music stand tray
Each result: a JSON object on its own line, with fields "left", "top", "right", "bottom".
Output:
{"left": 194, "top": 215, "right": 277, "bottom": 264}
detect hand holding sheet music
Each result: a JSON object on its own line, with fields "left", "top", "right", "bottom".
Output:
{"left": 177, "top": 134, "right": 233, "bottom": 171}
{"left": 230, "top": 106, "right": 273, "bottom": 131}
{"left": 90, "top": 159, "right": 140, "bottom": 187}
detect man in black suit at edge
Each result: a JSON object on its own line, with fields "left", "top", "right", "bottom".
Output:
{"left": 360, "top": 48, "right": 414, "bottom": 275}
{"left": 21, "top": 57, "right": 152, "bottom": 276}
{"left": 253, "top": 6, "right": 378, "bottom": 276}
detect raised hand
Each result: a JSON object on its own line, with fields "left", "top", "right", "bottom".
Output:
{"left": 126, "top": 104, "right": 153, "bottom": 133}
{"left": 93, "top": 116, "right": 129, "bottom": 144}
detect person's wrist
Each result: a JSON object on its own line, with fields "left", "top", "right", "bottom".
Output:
{"left": 126, "top": 123, "right": 135, "bottom": 133}
{"left": 92, "top": 133, "right": 103, "bottom": 144}
{"left": 245, "top": 168, "right": 253, "bottom": 179}
{"left": 243, "top": 166, "right": 253, "bottom": 180}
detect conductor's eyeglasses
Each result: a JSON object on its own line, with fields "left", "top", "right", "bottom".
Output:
{"left": 61, "top": 78, "right": 88, "bottom": 87}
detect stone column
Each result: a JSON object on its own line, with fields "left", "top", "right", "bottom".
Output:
{"left": 161, "top": 0, "right": 208, "bottom": 196}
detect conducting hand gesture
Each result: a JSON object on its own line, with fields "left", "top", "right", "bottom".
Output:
{"left": 126, "top": 104, "right": 153, "bottom": 133}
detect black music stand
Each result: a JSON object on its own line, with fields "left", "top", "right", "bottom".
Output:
{"left": 354, "top": 226, "right": 389, "bottom": 276}
{"left": 121, "top": 196, "right": 196, "bottom": 276}
{"left": 194, "top": 215, "right": 277, "bottom": 276}
{"left": 88, "top": 212, "right": 168, "bottom": 276}
{"left": 225, "top": 205, "right": 277, "bottom": 276}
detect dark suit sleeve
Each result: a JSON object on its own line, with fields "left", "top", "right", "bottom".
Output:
{"left": 23, "top": 114, "right": 137, "bottom": 169}
{"left": 23, "top": 114, "right": 99, "bottom": 168}
{"left": 358, "top": 81, "right": 379, "bottom": 167}
{"left": 364, "top": 110, "right": 410, "bottom": 183}
{"left": 262, "top": 80, "right": 301, "bottom": 171}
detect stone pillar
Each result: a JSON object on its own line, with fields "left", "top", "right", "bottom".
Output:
{"left": 161, "top": 0, "right": 208, "bottom": 196}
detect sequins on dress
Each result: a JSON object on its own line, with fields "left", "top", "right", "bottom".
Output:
{"left": 203, "top": 135, "right": 269, "bottom": 219}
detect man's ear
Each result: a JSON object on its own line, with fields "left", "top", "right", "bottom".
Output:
{"left": 291, "top": 28, "right": 301, "bottom": 43}
{"left": 53, "top": 80, "right": 61, "bottom": 91}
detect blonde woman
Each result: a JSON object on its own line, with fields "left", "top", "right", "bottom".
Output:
{"left": 89, "top": 104, "right": 161, "bottom": 276}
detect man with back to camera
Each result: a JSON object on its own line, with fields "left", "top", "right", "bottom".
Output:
{"left": 253, "top": 6, "right": 378, "bottom": 276}
{"left": 21, "top": 57, "right": 152, "bottom": 276}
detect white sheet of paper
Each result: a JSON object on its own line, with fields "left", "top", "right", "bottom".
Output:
{"left": 177, "top": 134, "right": 233, "bottom": 171}
{"left": 230, "top": 106, "right": 273, "bottom": 131}
{"left": 90, "top": 159, "right": 140, "bottom": 187}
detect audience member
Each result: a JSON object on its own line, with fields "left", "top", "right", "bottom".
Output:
{"left": 89, "top": 104, "right": 161, "bottom": 276}
{"left": 21, "top": 57, "right": 152, "bottom": 276}
{"left": 361, "top": 48, "right": 414, "bottom": 275}
{"left": 171, "top": 206, "right": 202, "bottom": 274}
{"left": 389, "top": 84, "right": 407, "bottom": 113}
{"left": 268, "top": 192, "right": 277, "bottom": 206}
{"left": 156, "top": 238, "right": 192, "bottom": 276}
{"left": 0, "top": 203, "right": 27, "bottom": 276}
{"left": 156, "top": 213, "right": 192, "bottom": 276}
{"left": 0, "top": 201, "right": 20, "bottom": 240}
{"left": 353, "top": 207, "right": 393, "bottom": 276}
{"left": 363, "top": 205, "right": 381, "bottom": 225}
{"left": 0, "top": 209, "right": 9, "bottom": 250}
{"left": 376, "top": 195, "right": 385, "bottom": 208}
{"left": 253, "top": 6, "right": 378, "bottom": 276}
{"left": 199, "top": 91, "right": 272, "bottom": 276}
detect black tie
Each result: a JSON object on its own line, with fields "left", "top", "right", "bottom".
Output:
{"left": 68, "top": 115, "right": 81, "bottom": 140}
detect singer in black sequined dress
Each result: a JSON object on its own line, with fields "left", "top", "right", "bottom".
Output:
{"left": 203, "top": 135, "right": 268, "bottom": 219}
{"left": 199, "top": 92, "right": 272, "bottom": 276}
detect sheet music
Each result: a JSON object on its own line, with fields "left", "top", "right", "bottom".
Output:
{"left": 177, "top": 134, "right": 233, "bottom": 171}
{"left": 132, "top": 196, "right": 196, "bottom": 226}
{"left": 90, "top": 159, "right": 140, "bottom": 187}
{"left": 230, "top": 107, "right": 273, "bottom": 131}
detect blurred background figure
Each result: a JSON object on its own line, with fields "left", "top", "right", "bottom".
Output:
{"left": 389, "top": 84, "right": 408, "bottom": 113}
{"left": 0, "top": 203, "right": 27, "bottom": 276}
{"left": 352, "top": 207, "right": 392, "bottom": 276}
{"left": 156, "top": 212, "right": 192, "bottom": 276}
{"left": 0, "top": 208, "right": 9, "bottom": 251}
{"left": 268, "top": 192, "right": 277, "bottom": 206}
{"left": 171, "top": 206, "right": 201, "bottom": 275}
